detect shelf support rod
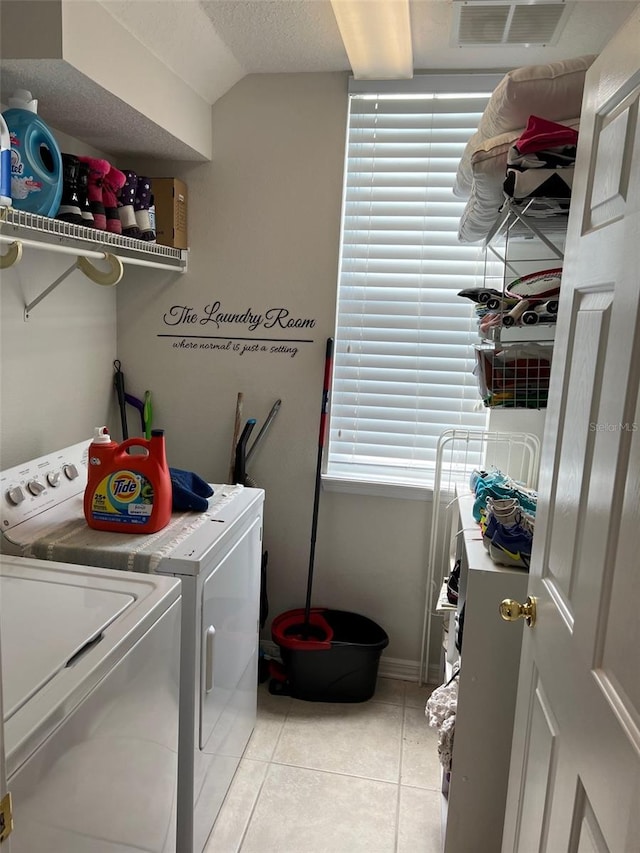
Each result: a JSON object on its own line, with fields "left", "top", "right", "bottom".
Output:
{"left": 23, "top": 253, "right": 123, "bottom": 320}
{"left": 24, "top": 262, "right": 79, "bottom": 320}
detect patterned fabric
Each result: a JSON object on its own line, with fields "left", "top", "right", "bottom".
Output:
{"left": 19, "top": 485, "right": 244, "bottom": 574}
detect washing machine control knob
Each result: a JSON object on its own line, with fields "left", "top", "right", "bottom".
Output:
{"left": 27, "top": 479, "right": 45, "bottom": 496}
{"left": 6, "top": 486, "right": 25, "bottom": 506}
{"left": 47, "top": 471, "right": 61, "bottom": 488}
{"left": 63, "top": 464, "right": 79, "bottom": 481}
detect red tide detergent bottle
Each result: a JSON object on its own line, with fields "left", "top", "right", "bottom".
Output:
{"left": 84, "top": 427, "right": 172, "bottom": 534}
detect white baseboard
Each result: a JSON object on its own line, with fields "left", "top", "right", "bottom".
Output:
{"left": 260, "top": 640, "right": 441, "bottom": 686}
{"left": 378, "top": 655, "right": 441, "bottom": 685}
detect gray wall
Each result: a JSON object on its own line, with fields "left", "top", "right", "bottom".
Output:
{"left": 116, "top": 72, "right": 445, "bottom": 672}
{"left": 0, "top": 132, "right": 117, "bottom": 466}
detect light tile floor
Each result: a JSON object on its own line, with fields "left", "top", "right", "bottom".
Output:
{"left": 205, "top": 678, "right": 442, "bottom": 853}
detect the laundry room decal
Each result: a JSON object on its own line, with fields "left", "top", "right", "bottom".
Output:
{"left": 157, "top": 302, "right": 317, "bottom": 358}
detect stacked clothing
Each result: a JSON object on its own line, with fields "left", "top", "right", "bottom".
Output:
{"left": 504, "top": 115, "right": 578, "bottom": 203}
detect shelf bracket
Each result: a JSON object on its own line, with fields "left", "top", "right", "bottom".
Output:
{"left": 24, "top": 253, "right": 123, "bottom": 320}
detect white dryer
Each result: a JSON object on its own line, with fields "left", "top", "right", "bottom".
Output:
{"left": 1, "top": 553, "right": 181, "bottom": 852}
{"left": 0, "top": 442, "right": 264, "bottom": 853}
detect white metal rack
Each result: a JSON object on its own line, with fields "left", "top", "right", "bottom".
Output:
{"left": 418, "top": 428, "right": 540, "bottom": 686}
{"left": 467, "top": 198, "right": 567, "bottom": 409}
{"left": 0, "top": 208, "right": 188, "bottom": 319}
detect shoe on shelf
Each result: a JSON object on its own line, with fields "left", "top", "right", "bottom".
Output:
{"left": 103, "top": 165, "right": 126, "bottom": 234}
{"left": 481, "top": 497, "right": 521, "bottom": 548}
{"left": 134, "top": 176, "right": 156, "bottom": 241}
{"left": 78, "top": 156, "right": 111, "bottom": 230}
{"left": 76, "top": 160, "right": 94, "bottom": 227}
{"left": 446, "top": 559, "right": 461, "bottom": 604}
{"left": 488, "top": 522, "right": 533, "bottom": 570}
{"left": 473, "top": 470, "right": 537, "bottom": 522}
{"left": 458, "top": 287, "right": 503, "bottom": 304}
{"left": 118, "top": 170, "right": 141, "bottom": 238}
{"left": 56, "top": 153, "right": 84, "bottom": 226}
{"left": 469, "top": 469, "right": 488, "bottom": 493}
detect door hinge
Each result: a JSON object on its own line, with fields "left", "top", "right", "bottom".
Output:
{"left": 0, "top": 791, "right": 13, "bottom": 842}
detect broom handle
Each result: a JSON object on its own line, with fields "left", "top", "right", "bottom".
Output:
{"left": 228, "top": 392, "right": 243, "bottom": 483}
{"left": 303, "top": 337, "right": 334, "bottom": 632}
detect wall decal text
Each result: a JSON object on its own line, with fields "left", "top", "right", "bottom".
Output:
{"left": 158, "top": 302, "right": 318, "bottom": 359}
{"left": 163, "top": 303, "right": 316, "bottom": 332}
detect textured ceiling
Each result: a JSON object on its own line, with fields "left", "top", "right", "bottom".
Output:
{"left": 199, "top": 1, "right": 350, "bottom": 74}
{"left": 3, "top": 1, "right": 634, "bottom": 163}
{"left": 100, "top": 0, "right": 638, "bottom": 107}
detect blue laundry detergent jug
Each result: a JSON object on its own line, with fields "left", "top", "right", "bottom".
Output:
{"left": 0, "top": 113, "right": 11, "bottom": 207}
{"left": 2, "top": 90, "right": 62, "bottom": 217}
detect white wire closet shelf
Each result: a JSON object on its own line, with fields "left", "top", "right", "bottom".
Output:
{"left": 0, "top": 208, "right": 188, "bottom": 318}
{"left": 418, "top": 428, "right": 541, "bottom": 686}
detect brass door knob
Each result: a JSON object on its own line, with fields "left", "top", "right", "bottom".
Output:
{"left": 499, "top": 595, "right": 537, "bottom": 627}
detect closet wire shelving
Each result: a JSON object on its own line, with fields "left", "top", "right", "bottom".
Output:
{"left": 0, "top": 208, "right": 188, "bottom": 319}
{"left": 418, "top": 428, "right": 541, "bottom": 686}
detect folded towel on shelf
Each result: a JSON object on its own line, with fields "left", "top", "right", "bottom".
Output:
{"left": 512, "top": 114, "right": 578, "bottom": 157}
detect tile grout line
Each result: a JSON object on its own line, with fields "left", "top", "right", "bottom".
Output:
{"left": 260, "top": 758, "right": 402, "bottom": 785}
{"left": 235, "top": 760, "right": 271, "bottom": 853}
{"left": 236, "top": 694, "right": 295, "bottom": 852}
{"left": 239, "top": 681, "right": 437, "bottom": 853}
{"left": 394, "top": 682, "right": 408, "bottom": 853}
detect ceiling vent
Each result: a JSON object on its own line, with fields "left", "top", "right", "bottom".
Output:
{"left": 452, "top": 1, "right": 574, "bottom": 47}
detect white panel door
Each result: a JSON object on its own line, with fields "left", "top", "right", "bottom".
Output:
{"left": 503, "top": 7, "right": 640, "bottom": 852}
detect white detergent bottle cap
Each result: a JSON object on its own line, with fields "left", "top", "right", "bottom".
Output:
{"left": 8, "top": 90, "right": 38, "bottom": 112}
{"left": 92, "top": 426, "right": 112, "bottom": 443}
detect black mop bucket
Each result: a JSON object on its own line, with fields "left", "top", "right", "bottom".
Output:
{"left": 271, "top": 608, "right": 389, "bottom": 702}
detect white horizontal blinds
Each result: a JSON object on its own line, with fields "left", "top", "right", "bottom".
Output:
{"left": 329, "top": 85, "right": 492, "bottom": 485}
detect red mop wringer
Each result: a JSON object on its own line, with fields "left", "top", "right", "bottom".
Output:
{"left": 84, "top": 427, "right": 172, "bottom": 534}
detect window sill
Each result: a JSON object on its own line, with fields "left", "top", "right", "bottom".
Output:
{"left": 321, "top": 474, "right": 434, "bottom": 501}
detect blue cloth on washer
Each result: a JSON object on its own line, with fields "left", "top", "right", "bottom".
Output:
{"left": 169, "top": 468, "right": 214, "bottom": 512}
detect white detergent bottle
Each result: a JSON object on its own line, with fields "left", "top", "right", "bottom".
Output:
{"left": 0, "top": 113, "right": 11, "bottom": 207}
{"left": 2, "top": 90, "right": 62, "bottom": 216}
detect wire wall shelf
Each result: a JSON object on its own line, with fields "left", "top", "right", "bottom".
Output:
{"left": 0, "top": 208, "right": 187, "bottom": 267}
{"left": 1, "top": 206, "right": 188, "bottom": 319}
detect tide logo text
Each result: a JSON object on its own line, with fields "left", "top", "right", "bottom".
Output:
{"left": 109, "top": 472, "right": 141, "bottom": 502}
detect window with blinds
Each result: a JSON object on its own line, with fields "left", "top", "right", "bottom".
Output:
{"left": 327, "top": 76, "right": 501, "bottom": 489}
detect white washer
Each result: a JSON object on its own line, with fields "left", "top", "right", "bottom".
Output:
{"left": 1, "top": 553, "right": 181, "bottom": 853}
{"left": 0, "top": 443, "right": 265, "bottom": 853}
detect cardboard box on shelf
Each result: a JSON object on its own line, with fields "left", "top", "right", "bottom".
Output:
{"left": 151, "top": 178, "right": 188, "bottom": 249}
